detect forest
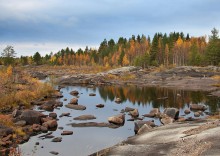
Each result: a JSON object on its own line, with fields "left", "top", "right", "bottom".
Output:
{"left": 1, "top": 28, "right": 220, "bottom": 68}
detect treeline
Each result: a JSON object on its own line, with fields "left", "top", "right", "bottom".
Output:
{"left": 1, "top": 28, "right": 220, "bottom": 67}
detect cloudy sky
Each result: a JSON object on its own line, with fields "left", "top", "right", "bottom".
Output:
{"left": 0, "top": 0, "right": 219, "bottom": 56}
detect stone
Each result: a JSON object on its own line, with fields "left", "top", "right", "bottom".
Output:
{"left": 89, "top": 93, "right": 96, "bottom": 96}
{"left": 124, "top": 107, "right": 135, "bottom": 112}
{"left": 160, "top": 115, "right": 174, "bottom": 125}
{"left": 190, "top": 104, "right": 207, "bottom": 111}
{"left": 69, "top": 98, "right": 78, "bottom": 105}
{"left": 41, "top": 117, "right": 53, "bottom": 123}
{"left": 35, "top": 142, "right": 39, "bottom": 145}
{"left": 68, "top": 122, "right": 119, "bottom": 129}
{"left": 61, "top": 131, "right": 73, "bottom": 135}
{"left": 115, "top": 98, "right": 122, "bottom": 103}
{"left": 49, "top": 113, "right": 57, "bottom": 119}
{"left": 163, "top": 108, "right": 179, "bottom": 120}
{"left": 137, "top": 124, "right": 152, "bottom": 135}
{"left": 12, "top": 109, "right": 22, "bottom": 118}
{"left": 63, "top": 99, "right": 67, "bottom": 101}
{"left": 65, "top": 104, "right": 86, "bottom": 110}
{"left": 20, "top": 110, "right": 45, "bottom": 125}
{"left": 52, "top": 137, "right": 62, "bottom": 142}
{"left": 129, "top": 109, "right": 139, "bottom": 118}
{"left": 70, "top": 90, "right": 79, "bottom": 96}
{"left": 59, "top": 113, "right": 70, "bottom": 117}
{"left": 108, "top": 114, "right": 125, "bottom": 125}
{"left": 194, "top": 112, "right": 200, "bottom": 117}
{"left": 96, "top": 104, "right": 104, "bottom": 108}
{"left": 184, "top": 109, "right": 191, "bottom": 114}
{"left": 32, "top": 124, "right": 41, "bottom": 132}
{"left": 134, "top": 121, "right": 155, "bottom": 134}
{"left": 143, "top": 108, "right": 160, "bottom": 118}
{"left": 50, "top": 151, "right": 59, "bottom": 155}
{"left": 177, "top": 117, "right": 186, "bottom": 122}
{"left": 14, "top": 120, "right": 26, "bottom": 126}
{"left": 43, "top": 120, "right": 58, "bottom": 129}
{"left": 40, "top": 126, "right": 48, "bottom": 133}
{"left": 73, "top": 115, "right": 96, "bottom": 120}
{"left": 2, "top": 134, "right": 12, "bottom": 142}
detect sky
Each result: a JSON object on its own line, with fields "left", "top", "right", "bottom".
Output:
{"left": 0, "top": 0, "right": 220, "bottom": 56}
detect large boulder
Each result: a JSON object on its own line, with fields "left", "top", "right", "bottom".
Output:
{"left": 190, "top": 104, "right": 207, "bottom": 111}
{"left": 108, "top": 114, "right": 125, "bottom": 125}
{"left": 65, "top": 104, "right": 86, "bottom": 110}
{"left": 42, "top": 120, "right": 58, "bottom": 129}
{"left": 163, "top": 108, "right": 179, "bottom": 120}
{"left": 134, "top": 121, "right": 155, "bottom": 134}
{"left": 20, "top": 110, "right": 45, "bottom": 125}
{"left": 73, "top": 115, "right": 96, "bottom": 120}
{"left": 124, "top": 107, "right": 135, "bottom": 112}
{"left": 137, "top": 124, "right": 152, "bottom": 135}
{"left": 160, "top": 115, "right": 174, "bottom": 125}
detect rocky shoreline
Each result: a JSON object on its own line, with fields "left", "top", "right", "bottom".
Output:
{"left": 1, "top": 66, "right": 220, "bottom": 155}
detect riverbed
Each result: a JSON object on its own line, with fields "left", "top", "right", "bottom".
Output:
{"left": 19, "top": 85, "right": 219, "bottom": 156}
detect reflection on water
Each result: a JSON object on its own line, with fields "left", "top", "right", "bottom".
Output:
{"left": 20, "top": 85, "right": 220, "bottom": 156}
{"left": 98, "top": 85, "right": 220, "bottom": 112}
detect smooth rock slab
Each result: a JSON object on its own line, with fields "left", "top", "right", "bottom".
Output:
{"left": 52, "top": 137, "right": 62, "bottom": 142}
{"left": 65, "top": 104, "right": 86, "bottom": 110}
{"left": 61, "top": 131, "right": 73, "bottom": 135}
{"left": 50, "top": 151, "right": 59, "bottom": 155}
{"left": 68, "top": 122, "right": 119, "bottom": 129}
{"left": 96, "top": 104, "right": 104, "bottom": 108}
{"left": 73, "top": 115, "right": 96, "bottom": 120}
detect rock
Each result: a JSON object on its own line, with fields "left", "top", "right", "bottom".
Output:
{"left": 108, "top": 114, "right": 125, "bottom": 125}
{"left": 68, "top": 122, "right": 119, "bottom": 128}
{"left": 198, "top": 111, "right": 204, "bottom": 116}
{"left": 127, "top": 118, "right": 135, "bottom": 121}
{"left": 184, "top": 109, "right": 191, "bottom": 114}
{"left": 194, "top": 112, "right": 200, "bottom": 117}
{"left": 51, "top": 92, "right": 63, "bottom": 98}
{"left": 61, "top": 131, "right": 73, "bottom": 135}
{"left": 49, "top": 113, "right": 57, "bottom": 119}
{"left": 30, "top": 72, "right": 47, "bottom": 80}
{"left": 89, "top": 93, "right": 96, "bottom": 96}
{"left": 190, "top": 104, "right": 207, "bottom": 111}
{"left": 125, "top": 107, "right": 135, "bottom": 112}
{"left": 160, "top": 116, "right": 174, "bottom": 125}
{"left": 12, "top": 109, "right": 22, "bottom": 118}
{"left": 50, "top": 151, "right": 59, "bottom": 155}
{"left": 115, "top": 98, "right": 122, "bottom": 103}
{"left": 129, "top": 109, "right": 139, "bottom": 118}
{"left": 43, "top": 120, "right": 58, "bottom": 129}
{"left": 69, "top": 98, "right": 78, "bottom": 105}
{"left": 20, "top": 110, "right": 45, "bottom": 125}
{"left": 177, "top": 117, "right": 186, "bottom": 122}
{"left": 32, "top": 124, "right": 41, "bottom": 132}
{"left": 41, "top": 117, "right": 53, "bottom": 123}
{"left": 134, "top": 121, "right": 155, "bottom": 134}
{"left": 73, "top": 115, "right": 96, "bottom": 120}
{"left": 35, "top": 142, "right": 39, "bottom": 145}
{"left": 22, "top": 135, "right": 30, "bottom": 142}
{"left": 52, "top": 137, "right": 62, "bottom": 142}
{"left": 40, "top": 126, "right": 48, "bottom": 133}
{"left": 163, "top": 108, "right": 179, "bottom": 120}
{"left": 59, "top": 113, "right": 70, "bottom": 117}
{"left": 96, "top": 104, "right": 104, "bottom": 108}
{"left": 137, "top": 124, "right": 152, "bottom": 135}
{"left": 2, "top": 134, "right": 12, "bottom": 142}
{"left": 63, "top": 98, "right": 67, "bottom": 101}
{"left": 65, "top": 104, "right": 86, "bottom": 110}
{"left": 14, "top": 120, "right": 26, "bottom": 126}
{"left": 70, "top": 90, "right": 79, "bottom": 96}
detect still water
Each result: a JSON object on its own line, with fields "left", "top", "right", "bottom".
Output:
{"left": 20, "top": 85, "right": 220, "bottom": 156}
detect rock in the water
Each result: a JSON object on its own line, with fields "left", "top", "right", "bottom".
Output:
{"left": 68, "top": 122, "right": 119, "bottom": 128}
{"left": 143, "top": 108, "right": 160, "bottom": 118}
{"left": 163, "top": 108, "right": 179, "bottom": 120}
{"left": 115, "top": 98, "right": 121, "bottom": 103}
{"left": 137, "top": 124, "right": 152, "bottom": 135}
{"left": 61, "top": 131, "right": 73, "bottom": 135}
{"left": 89, "top": 93, "right": 96, "bottom": 96}
{"left": 160, "top": 116, "right": 174, "bottom": 125}
{"left": 134, "top": 121, "right": 155, "bottom": 134}
{"left": 69, "top": 98, "right": 78, "bottom": 105}
{"left": 124, "top": 107, "right": 135, "bottom": 112}
{"left": 59, "top": 113, "right": 70, "bottom": 117}
{"left": 52, "top": 137, "right": 62, "bottom": 142}
{"left": 49, "top": 113, "right": 57, "bottom": 119}
{"left": 129, "top": 109, "right": 139, "bottom": 118}
{"left": 65, "top": 104, "right": 86, "bottom": 110}
{"left": 70, "top": 90, "right": 79, "bottom": 96}
{"left": 50, "top": 151, "right": 59, "bottom": 155}
{"left": 108, "top": 114, "right": 125, "bottom": 125}
{"left": 184, "top": 109, "right": 191, "bottom": 114}
{"left": 194, "top": 112, "right": 200, "bottom": 117}
{"left": 20, "top": 110, "right": 45, "bottom": 125}
{"left": 96, "top": 104, "right": 104, "bottom": 108}
{"left": 43, "top": 120, "right": 58, "bottom": 129}
{"left": 73, "top": 115, "right": 96, "bottom": 120}
{"left": 190, "top": 104, "right": 207, "bottom": 111}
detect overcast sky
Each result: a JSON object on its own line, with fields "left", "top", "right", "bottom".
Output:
{"left": 0, "top": 0, "right": 220, "bottom": 56}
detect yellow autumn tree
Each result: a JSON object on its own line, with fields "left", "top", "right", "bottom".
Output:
{"left": 122, "top": 54, "right": 129, "bottom": 66}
